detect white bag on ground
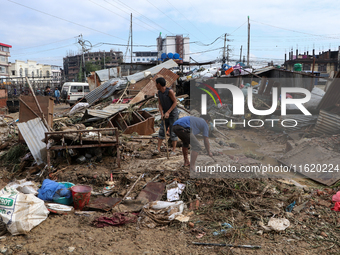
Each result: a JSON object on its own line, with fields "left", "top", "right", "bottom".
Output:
{"left": 138, "top": 201, "right": 186, "bottom": 228}
{"left": 6, "top": 179, "right": 39, "bottom": 195}
{"left": 0, "top": 186, "right": 49, "bottom": 235}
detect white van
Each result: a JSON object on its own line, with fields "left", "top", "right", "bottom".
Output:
{"left": 61, "top": 82, "right": 90, "bottom": 106}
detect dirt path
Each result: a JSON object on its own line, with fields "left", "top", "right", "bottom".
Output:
{"left": 0, "top": 112, "right": 339, "bottom": 254}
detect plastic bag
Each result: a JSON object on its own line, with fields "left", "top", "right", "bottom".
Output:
{"left": 38, "top": 179, "right": 71, "bottom": 201}
{"left": 6, "top": 179, "right": 39, "bottom": 195}
{"left": 0, "top": 186, "right": 49, "bottom": 235}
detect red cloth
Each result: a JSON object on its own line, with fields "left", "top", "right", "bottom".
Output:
{"left": 93, "top": 212, "right": 138, "bottom": 228}
{"left": 331, "top": 202, "right": 340, "bottom": 212}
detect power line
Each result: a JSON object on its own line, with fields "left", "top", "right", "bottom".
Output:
{"left": 251, "top": 19, "right": 340, "bottom": 40}
{"left": 103, "top": 0, "right": 158, "bottom": 32}
{"left": 7, "top": 0, "right": 127, "bottom": 41}
{"left": 164, "top": 0, "right": 210, "bottom": 39}
{"left": 188, "top": 47, "right": 223, "bottom": 55}
{"left": 230, "top": 21, "right": 247, "bottom": 35}
{"left": 145, "top": 0, "right": 199, "bottom": 40}
{"left": 14, "top": 36, "right": 79, "bottom": 51}
{"left": 11, "top": 43, "right": 78, "bottom": 57}
{"left": 93, "top": 34, "right": 225, "bottom": 48}
{"left": 113, "top": 0, "right": 174, "bottom": 35}
{"left": 93, "top": 0, "right": 158, "bottom": 34}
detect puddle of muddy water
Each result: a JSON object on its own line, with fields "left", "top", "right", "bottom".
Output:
{"left": 223, "top": 136, "right": 278, "bottom": 166}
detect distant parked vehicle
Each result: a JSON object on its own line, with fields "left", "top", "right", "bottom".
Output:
{"left": 61, "top": 82, "right": 90, "bottom": 106}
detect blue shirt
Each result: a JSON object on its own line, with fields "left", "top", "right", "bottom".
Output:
{"left": 54, "top": 90, "right": 60, "bottom": 97}
{"left": 173, "top": 116, "right": 209, "bottom": 137}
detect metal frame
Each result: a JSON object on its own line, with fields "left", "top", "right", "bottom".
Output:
{"left": 45, "top": 128, "right": 120, "bottom": 168}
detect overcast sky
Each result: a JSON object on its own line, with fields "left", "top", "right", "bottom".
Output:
{"left": 1, "top": 0, "right": 340, "bottom": 68}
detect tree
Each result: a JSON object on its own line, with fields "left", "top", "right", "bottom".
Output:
{"left": 85, "top": 61, "right": 101, "bottom": 75}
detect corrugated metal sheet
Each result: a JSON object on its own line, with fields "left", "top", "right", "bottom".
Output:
{"left": 313, "top": 110, "right": 340, "bottom": 136}
{"left": 317, "top": 74, "right": 340, "bottom": 110}
{"left": 86, "top": 104, "right": 128, "bottom": 119}
{"left": 126, "top": 59, "right": 178, "bottom": 83}
{"left": 17, "top": 118, "right": 48, "bottom": 165}
{"left": 254, "top": 68, "right": 315, "bottom": 91}
{"left": 254, "top": 66, "right": 275, "bottom": 75}
{"left": 95, "top": 67, "right": 121, "bottom": 82}
{"left": 85, "top": 78, "right": 127, "bottom": 105}
{"left": 129, "top": 68, "right": 179, "bottom": 105}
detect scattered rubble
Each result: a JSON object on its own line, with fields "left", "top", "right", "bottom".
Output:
{"left": 0, "top": 63, "right": 340, "bottom": 254}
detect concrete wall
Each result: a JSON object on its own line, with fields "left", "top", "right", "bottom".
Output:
{"left": 183, "top": 37, "right": 190, "bottom": 62}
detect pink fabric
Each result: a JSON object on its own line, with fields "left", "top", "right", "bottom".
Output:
{"left": 332, "top": 191, "right": 340, "bottom": 202}
{"left": 112, "top": 98, "right": 133, "bottom": 104}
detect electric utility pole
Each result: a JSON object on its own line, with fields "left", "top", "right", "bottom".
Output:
{"left": 247, "top": 16, "right": 250, "bottom": 66}
{"left": 227, "top": 45, "right": 230, "bottom": 65}
{"left": 131, "top": 13, "right": 133, "bottom": 66}
{"left": 78, "top": 34, "right": 92, "bottom": 82}
{"left": 222, "top": 33, "right": 227, "bottom": 66}
{"left": 240, "top": 45, "right": 242, "bottom": 62}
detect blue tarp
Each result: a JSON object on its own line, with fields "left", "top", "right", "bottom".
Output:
{"left": 38, "top": 179, "right": 71, "bottom": 201}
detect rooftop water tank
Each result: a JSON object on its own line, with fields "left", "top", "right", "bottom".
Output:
{"left": 161, "top": 53, "right": 167, "bottom": 59}
{"left": 167, "top": 52, "right": 174, "bottom": 59}
{"left": 294, "top": 63, "right": 302, "bottom": 71}
{"left": 173, "top": 53, "right": 180, "bottom": 59}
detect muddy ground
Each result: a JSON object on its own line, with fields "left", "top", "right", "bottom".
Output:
{"left": 0, "top": 103, "right": 339, "bottom": 255}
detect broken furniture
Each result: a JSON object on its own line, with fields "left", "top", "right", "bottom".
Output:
{"left": 109, "top": 110, "right": 155, "bottom": 135}
{"left": 45, "top": 128, "right": 120, "bottom": 168}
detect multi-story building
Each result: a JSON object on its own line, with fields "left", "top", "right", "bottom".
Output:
{"left": 130, "top": 51, "right": 158, "bottom": 63}
{"left": 51, "top": 65, "right": 62, "bottom": 88}
{"left": 8, "top": 60, "right": 54, "bottom": 91}
{"left": 284, "top": 49, "right": 339, "bottom": 74}
{"left": 63, "top": 50, "right": 123, "bottom": 82}
{"left": 0, "top": 43, "right": 12, "bottom": 82}
{"left": 157, "top": 35, "right": 190, "bottom": 63}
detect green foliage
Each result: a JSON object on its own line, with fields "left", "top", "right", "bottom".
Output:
{"left": 85, "top": 61, "right": 101, "bottom": 74}
{"left": 5, "top": 144, "right": 27, "bottom": 164}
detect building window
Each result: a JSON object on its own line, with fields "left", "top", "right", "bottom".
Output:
{"left": 147, "top": 58, "right": 149, "bottom": 61}
{"left": 11, "top": 70, "right": 15, "bottom": 75}
{"left": 0, "top": 67, "right": 5, "bottom": 73}
{"left": 318, "top": 64, "right": 326, "bottom": 72}
{"left": 1, "top": 47, "right": 9, "bottom": 52}
{"left": 142, "top": 58, "right": 145, "bottom": 61}
{"left": 137, "top": 58, "right": 140, "bottom": 61}
{"left": 37, "top": 70, "right": 39, "bottom": 76}
{"left": 32, "top": 71, "right": 34, "bottom": 77}
{"left": 25, "top": 68, "right": 28, "bottom": 77}
{"left": 20, "top": 68, "right": 23, "bottom": 77}
{"left": 0, "top": 56, "right": 5, "bottom": 62}
{"left": 303, "top": 64, "right": 311, "bottom": 71}
{"left": 46, "top": 71, "right": 50, "bottom": 77}
{"left": 40, "top": 71, "right": 42, "bottom": 77}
